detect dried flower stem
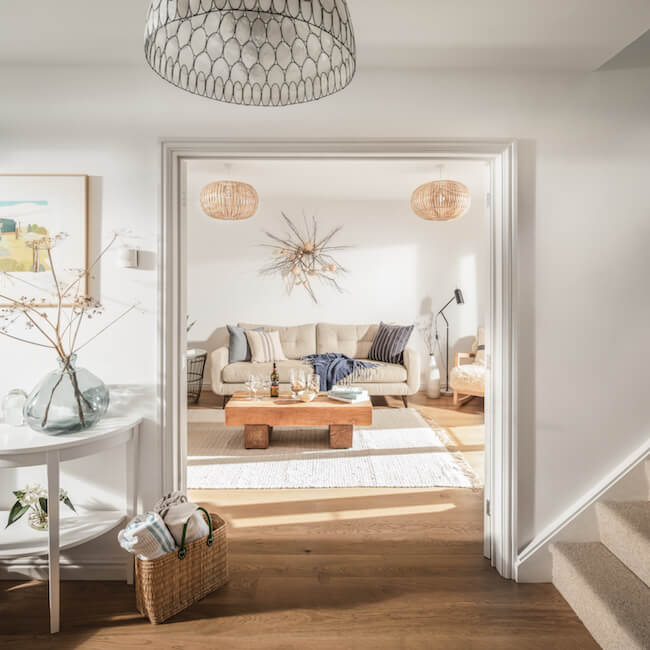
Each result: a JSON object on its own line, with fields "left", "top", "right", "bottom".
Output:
{"left": 0, "top": 232, "right": 135, "bottom": 429}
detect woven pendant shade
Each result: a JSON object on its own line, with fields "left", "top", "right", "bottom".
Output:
{"left": 200, "top": 181, "right": 259, "bottom": 220}
{"left": 144, "top": 0, "right": 356, "bottom": 107}
{"left": 411, "top": 180, "right": 471, "bottom": 221}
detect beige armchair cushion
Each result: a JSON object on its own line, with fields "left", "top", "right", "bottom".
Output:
{"left": 450, "top": 363, "right": 486, "bottom": 394}
{"left": 238, "top": 323, "right": 316, "bottom": 360}
{"left": 472, "top": 327, "right": 486, "bottom": 365}
{"left": 316, "top": 323, "right": 379, "bottom": 358}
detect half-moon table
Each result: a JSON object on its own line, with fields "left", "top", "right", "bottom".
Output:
{"left": 0, "top": 415, "right": 142, "bottom": 634}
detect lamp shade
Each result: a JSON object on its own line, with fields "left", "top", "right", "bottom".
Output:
{"left": 411, "top": 180, "right": 471, "bottom": 221}
{"left": 144, "top": 0, "right": 356, "bottom": 107}
{"left": 200, "top": 181, "right": 259, "bottom": 220}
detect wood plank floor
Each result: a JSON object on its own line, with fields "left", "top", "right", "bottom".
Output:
{"left": 0, "top": 393, "right": 596, "bottom": 648}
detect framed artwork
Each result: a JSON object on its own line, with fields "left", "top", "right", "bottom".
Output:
{"left": 0, "top": 174, "right": 88, "bottom": 305}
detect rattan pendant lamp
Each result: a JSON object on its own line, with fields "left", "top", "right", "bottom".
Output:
{"left": 411, "top": 166, "right": 471, "bottom": 221}
{"left": 200, "top": 180, "right": 259, "bottom": 220}
{"left": 144, "top": 0, "right": 357, "bottom": 107}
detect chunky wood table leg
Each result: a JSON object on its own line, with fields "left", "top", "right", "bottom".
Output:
{"left": 329, "top": 424, "right": 353, "bottom": 449}
{"left": 245, "top": 424, "right": 272, "bottom": 449}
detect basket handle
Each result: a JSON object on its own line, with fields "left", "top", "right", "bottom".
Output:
{"left": 178, "top": 506, "right": 214, "bottom": 560}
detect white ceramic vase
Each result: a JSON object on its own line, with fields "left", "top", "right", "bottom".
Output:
{"left": 426, "top": 354, "right": 441, "bottom": 399}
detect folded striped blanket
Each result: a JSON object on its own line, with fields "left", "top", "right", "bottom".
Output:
{"left": 118, "top": 512, "right": 176, "bottom": 560}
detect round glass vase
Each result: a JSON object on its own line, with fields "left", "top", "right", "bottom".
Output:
{"left": 28, "top": 507, "right": 49, "bottom": 531}
{"left": 23, "top": 355, "right": 110, "bottom": 435}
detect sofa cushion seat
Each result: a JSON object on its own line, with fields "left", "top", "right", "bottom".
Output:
{"left": 222, "top": 359, "right": 407, "bottom": 384}
{"left": 364, "top": 361, "right": 408, "bottom": 383}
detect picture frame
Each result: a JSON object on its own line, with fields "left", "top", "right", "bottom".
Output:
{"left": 0, "top": 174, "right": 89, "bottom": 306}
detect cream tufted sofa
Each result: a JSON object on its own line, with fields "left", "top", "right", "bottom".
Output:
{"left": 210, "top": 322, "right": 420, "bottom": 406}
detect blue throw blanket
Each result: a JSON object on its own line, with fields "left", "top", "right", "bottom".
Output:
{"left": 302, "top": 353, "right": 377, "bottom": 391}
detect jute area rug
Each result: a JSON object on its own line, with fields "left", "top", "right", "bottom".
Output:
{"left": 187, "top": 407, "right": 481, "bottom": 490}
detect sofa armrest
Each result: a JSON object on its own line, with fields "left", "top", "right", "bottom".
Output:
{"left": 402, "top": 347, "right": 421, "bottom": 395}
{"left": 210, "top": 347, "right": 229, "bottom": 395}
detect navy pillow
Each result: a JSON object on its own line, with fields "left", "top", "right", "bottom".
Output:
{"left": 368, "top": 322, "right": 414, "bottom": 365}
{"left": 227, "top": 325, "right": 262, "bottom": 363}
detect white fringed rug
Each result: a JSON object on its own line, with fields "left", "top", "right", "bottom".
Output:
{"left": 187, "top": 407, "right": 481, "bottom": 489}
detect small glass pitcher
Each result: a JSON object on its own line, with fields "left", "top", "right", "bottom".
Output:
{"left": 2, "top": 389, "right": 28, "bottom": 426}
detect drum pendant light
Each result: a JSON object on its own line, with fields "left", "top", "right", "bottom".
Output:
{"left": 200, "top": 181, "right": 259, "bottom": 220}
{"left": 144, "top": 0, "right": 357, "bottom": 107}
{"left": 411, "top": 166, "right": 471, "bottom": 221}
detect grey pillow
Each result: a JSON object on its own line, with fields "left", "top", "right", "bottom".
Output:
{"left": 227, "top": 325, "right": 262, "bottom": 363}
{"left": 368, "top": 322, "right": 414, "bottom": 365}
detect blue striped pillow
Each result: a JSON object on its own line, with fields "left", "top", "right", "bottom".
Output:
{"left": 368, "top": 322, "right": 414, "bottom": 365}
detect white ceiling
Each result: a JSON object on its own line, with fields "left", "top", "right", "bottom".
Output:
{"left": 1, "top": 1, "right": 648, "bottom": 71}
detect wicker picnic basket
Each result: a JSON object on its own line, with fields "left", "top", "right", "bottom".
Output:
{"left": 135, "top": 508, "right": 229, "bottom": 624}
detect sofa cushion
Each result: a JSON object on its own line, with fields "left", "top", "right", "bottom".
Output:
{"left": 223, "top": 359, "right": 312, "bottom": 383}
{"left": 238, "top": 323, "right": 316, "bottom": 360}
{"left": 222, "top": 359, "right": 407, "bottom": 384}
{"left": 365, "top": 361, "right": 408, "bottom": 383}
{"left": 226, "top": 325, "right": 262, "bottom": 363}
{"left": 316, "top": 323, "right": 379, "bottom": 358}
{"left": 368, "top": 322, "right": 414, "bottom": 365}
{"left": 245, "top": 330, "right": 287, "bottom": 363}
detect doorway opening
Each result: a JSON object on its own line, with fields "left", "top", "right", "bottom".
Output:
{"left": 159, "top": 140, "right": 517, "bottom": 578}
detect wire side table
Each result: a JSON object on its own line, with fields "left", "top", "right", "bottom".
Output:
{"left": 187, "top": 349, "right": 208, "bottom": 404}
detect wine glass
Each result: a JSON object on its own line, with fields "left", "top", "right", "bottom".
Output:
{"left": 260, "top": 376, "right": 271, "bottom": 399}
{"left": 290, "top": 368, "right": 305, "bottom": 399}
{"left": 245, "top": 374, "right": 256, "bottom": 400}
{"left": 309, "top": 373, "right": 320, "bottom": 394}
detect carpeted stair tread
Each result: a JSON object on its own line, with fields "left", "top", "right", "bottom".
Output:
{"left": 551, "top": 542, "right": 650, "bottom": 650}
{"left": 597, "top": 501, "right": 650, "bottom": 587}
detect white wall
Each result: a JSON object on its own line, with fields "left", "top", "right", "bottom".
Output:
{"left": 1, "top": 60, "right": 649, "bottom": 571}
{"left": 185, "top": 158, "right": 489, "bottom": 382}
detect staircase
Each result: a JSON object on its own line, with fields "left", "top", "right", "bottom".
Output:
{"left": 551, "top": 458, "right": 650, "bottom": 649}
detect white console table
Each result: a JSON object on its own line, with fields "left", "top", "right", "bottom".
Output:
{"left": 0, "top": 415, "right": 142, "bottom": 633}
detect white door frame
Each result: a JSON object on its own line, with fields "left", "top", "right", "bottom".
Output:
{"left": 159, "top": 138, "right": 518, "bottom": 579}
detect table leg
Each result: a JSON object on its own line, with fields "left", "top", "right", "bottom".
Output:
{"left": 46, "top": 451, "right": 60, "bottom": 634}
{"left": 329, "top": 424, "right": 354, "bottom": 449}
{"left": 245, "top": 424, "right": 272, "bottom": 449}
{"left": 125, "top": 424, "right": 140, "bottom": 585}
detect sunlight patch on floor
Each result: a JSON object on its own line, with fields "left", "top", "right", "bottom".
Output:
{"left": 228, "top": 502, "right": 456, "bottom": 528}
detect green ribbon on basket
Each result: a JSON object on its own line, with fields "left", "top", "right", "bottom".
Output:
{"left": 178, "top": 506, "right": 213, "bottom": 560}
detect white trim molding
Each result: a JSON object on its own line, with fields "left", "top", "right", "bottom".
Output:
{"left": 159, "top": 138, "right": 519, "bottom": 579}
{"left": 516, "top": 440, "right": 650, "bottom": 582}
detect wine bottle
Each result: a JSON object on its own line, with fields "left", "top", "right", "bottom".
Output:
{"left": 270, "top": 362, "right": 280, "bottom": 398}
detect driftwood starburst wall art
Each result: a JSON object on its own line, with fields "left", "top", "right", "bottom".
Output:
{"left": 260, "top": 213, "right": 350, "bottom": 304}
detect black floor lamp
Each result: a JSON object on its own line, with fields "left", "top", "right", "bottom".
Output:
{"left": 436, "top": 288, "right": 464, "bottom": 393}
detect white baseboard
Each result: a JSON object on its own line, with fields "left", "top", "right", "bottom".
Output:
{"left": 0, "top": 558, "right": 128, "bottom": 581}
{"left": 516, "top": 441, "right": 649, "bottom": 582}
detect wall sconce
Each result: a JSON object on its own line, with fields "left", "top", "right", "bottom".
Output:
{"left": 116, "top": 247, "right": 139, "bottom": 269}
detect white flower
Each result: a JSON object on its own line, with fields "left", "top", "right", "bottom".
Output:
{"left": 20, "top": 483, "right": 46, "bottom": 506}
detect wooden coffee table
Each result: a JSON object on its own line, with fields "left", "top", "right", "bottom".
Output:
{"left": 225, "top": 391, "right": 373, "bottom": 449}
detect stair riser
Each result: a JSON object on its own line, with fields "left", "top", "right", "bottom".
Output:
{"left": 597, "top": 506, "right": 650, "bottom": 588}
